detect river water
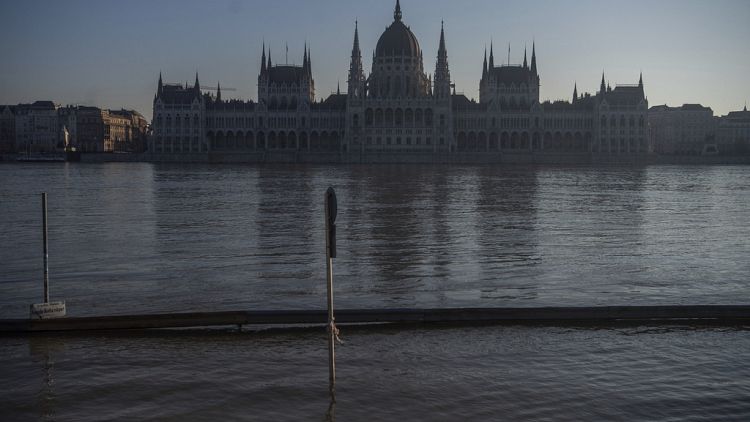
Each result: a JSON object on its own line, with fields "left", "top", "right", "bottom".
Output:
{"left": 1, "top": 163, "right": 749, "bottom": 420}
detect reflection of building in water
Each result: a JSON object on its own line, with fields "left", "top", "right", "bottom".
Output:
{"left": 150, "top": 0, "right": 649, "bottom": 161}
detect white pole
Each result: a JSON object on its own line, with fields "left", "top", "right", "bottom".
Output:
{"left": 42, "top": 192, "right": 49, "bottom": 304}
{"left": 324, "top": 188, "right": 337, "bottom": 391}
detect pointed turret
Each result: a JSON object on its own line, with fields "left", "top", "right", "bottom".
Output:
{"left": 394, "top": 0, "right": 402, "bottom": 22}
{"left": 303, "top": 43, "right": 308, "bottom": 68}
{"left": 438, "top": 20, "right": 447, "bottom": 56}
{"left": 573, "top": 82, "right": 578, "bottom": 103}
{"left": 523, "top": 48, "right": 528, "bottom": 69}
{"left": 337, "top": 80, "right": 341, "bottom": 95}
{"left": 306, "top": 46, "right": 312, "bottom": 79}
{"left": 482, "top": 47, "right": 488, "bottom": 79}
{"left": 600, "top": 72, "right": 606, "bottom": 94}
{"left": 157, "top": 72, "right": 163, "bottom": 98}
{"left": 638, "top": 71, "right": 645, "bottom": 98}
{"left": 531, "top": 42, "right": 537, "bottom": 74}
{"left": 194, "top": 72, "right": 200, "bottom": 92}
{"left": 489, "top": 42, "right": 495, "bottom": 69}
{"left": 348, "top": 21, "right": 364, "bottom": 99}
{"left": 267, "top": 49, "right": 272, "bottom": 69}
{"left": 216, "top": 81, "right": 222, "bottom": 102}
{"left": 434, "top": 20, "right": 451, "bottom": 99}
{"left": 261, "top": 42, "right": 267, "bottom": 75}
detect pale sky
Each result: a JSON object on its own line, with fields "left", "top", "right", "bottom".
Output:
{"left": 1, "top": 0, "right": 748, "bottom": 119}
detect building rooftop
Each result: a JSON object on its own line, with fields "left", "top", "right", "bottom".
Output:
{"left": 486, "top": 65, "right": 536, "bottom": 85}
{"left": 268, "top": 65, "right": 308, "bottom": 85}
{"left": 312, "top": 94, "right": 347, "bottom": 111}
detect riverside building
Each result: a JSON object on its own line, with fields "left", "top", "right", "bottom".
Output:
{"left": 649, "top": 104, "right": 715, "bottom": 155}
{"left": 150, "top": 1, "right": 649, "bottom": 163}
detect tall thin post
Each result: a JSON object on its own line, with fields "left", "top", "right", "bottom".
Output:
{"left": 42, "top": 192, "right": 49, "bottom": 304}
{"left": 324, "top": 187, "right": 338, "bottom": 391}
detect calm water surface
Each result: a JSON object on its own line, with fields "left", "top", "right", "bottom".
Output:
{"left": 1, "top": 163, "right": 749, "bottom": 420}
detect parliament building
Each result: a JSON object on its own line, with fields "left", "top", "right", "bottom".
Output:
{"left": 150, "top": 1, "right": 649, "bottom": 162}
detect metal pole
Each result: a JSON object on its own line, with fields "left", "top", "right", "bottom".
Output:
{"left": 324, "top": 192, "right": 336, "bottom": 391}
{"left": 42, "top": 192, "right": 49, "bottom": 303}
{"left": 326, "top": 251, "right": 336, "bottom": 389}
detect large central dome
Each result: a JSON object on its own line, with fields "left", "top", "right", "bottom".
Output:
{"left": 375, "top": 0, "right": 421, "bottom": 58}
{"left": 367, "top": 0, "right": 431, "bottom": 99}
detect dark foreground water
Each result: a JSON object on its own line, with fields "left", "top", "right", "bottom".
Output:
{"left": 1, "top": 163, "right": 750, "bottom": 420}
{"left": 2, "top": 326, "right": 749, "bottom": 421}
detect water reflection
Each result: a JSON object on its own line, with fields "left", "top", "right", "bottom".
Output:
{"left": 2, "top": 164, "right": 750, "bottom": 316}
{"left": 532, "top": 167, "right": 648, "bottom": 304}
{"left": 475, "top": 166, "right": 540, "bottom": 301}
{"left": 255, "top": 166, "right": 317, "bottom": 293}
{"left": 365, "top": 165, "right": 427, "bottom": 297}
{"left": 29, "top": 337, "right": 64, "bottom": 421}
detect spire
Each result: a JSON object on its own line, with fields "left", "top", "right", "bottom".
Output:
{"left": 157, "top": 72, "right": 163, "bottom": 98}
{"left": 216, "top": 81, "right": 222, "bottom": 102}
{"left": 303, "top": 42, "right": 308, "bottom": 70}
{"left": 348, "top": 21, "right": 363, "bottom": 98}
{"left": 438, "top": 20, "right": 447, "bottom": 55}
{"left": 639, "top": 71, "right": 643, "bottom": 88}
{"left": 337, "top": 80, "right": 341, "bottom": 95}
{"left": 434, "top": 20, "right": 451, "bottom": 99}
{"left": 489, "top": 42, "right": 494, "bottom": 69}
{"left": 261, "top": 42, "right": 267, "bottom": 74}
{"left": 482, "top": 47, "right": 488, "bottom": 79}
{"left": 306, "top": 46, "right": 311, "bottom": 78}
{"left": 394, "top": 0, "right": 402, "bottom": 21}
{"left": 193, "top": 72, "right": 200, "bottom": 96}
{"left": 744, "top": 101, "right": 747, "bottom": 112}
{"left": 352, "top": 21, "right": 360, "bottom": 56}
{"left": 507, "top": 43, "right": 511, "bottom": 67}
{"left": 600, "top": 71, "right": 606, "bottom": 93}
{"left": 268, "top": 49, "right": 272, "bottom": 69}
{"left": 531, "top": 42, "right": 537, "bottom": 74}
{"left": 573, "top": 82, "right": 578, "bottom": 102}
{"left": 523, "top": 47, "right": 528, "bottom": 69}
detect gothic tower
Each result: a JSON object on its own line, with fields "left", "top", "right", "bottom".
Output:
{"left": 348, "top": 21, "right": 365, "bottom": 100}
{"left": 434, "top": 21, "right": 451, "bottom": 99}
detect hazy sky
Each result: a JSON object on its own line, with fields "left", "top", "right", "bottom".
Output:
{"left": 1, "top": 0, "right": 748, "bottom": 119}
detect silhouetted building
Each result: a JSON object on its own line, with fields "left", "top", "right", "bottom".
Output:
{"left": 58, "top": 105, "right": 149, "bottom": 152}
{"left": 58, "top": 106, "right": 105, "bottom": 152}
{"left": 717, "top": 105, "right": 750, "bottom": 155}
{"left": 109, "top": 109, "right": 148, "bottom": 152}
{"left": 150, "top": 0, "right": 648, "bottom": 158}
{"left": 649, "top": 104, "right": 715, "bottom": 155}
{"left": 15, "top": 101, "right": 60, "bottom": 154}
{"left": 0, "top": 105, "right": 16, "bottom": 153}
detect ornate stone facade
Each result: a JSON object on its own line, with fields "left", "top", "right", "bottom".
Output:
{"left": 150, "top": 1, "right": 649, "bottom": 160}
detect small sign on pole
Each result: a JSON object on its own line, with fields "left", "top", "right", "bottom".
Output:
{"left": 30, "top": 193, "right": 66, "bottom": 320}
{"left": 324, "top": 187, "right": 338, "bottom": 391}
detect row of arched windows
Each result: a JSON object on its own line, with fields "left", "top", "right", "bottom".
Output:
{"left": 600, "top": 115, "right": 646, "bottom": 128}
{"left": 363, "top": 108, "right": 435, "bottom": 127}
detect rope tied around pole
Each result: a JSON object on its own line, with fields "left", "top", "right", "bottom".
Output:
{"left": 328, "top": 319, "right": 343, "bottom": 345}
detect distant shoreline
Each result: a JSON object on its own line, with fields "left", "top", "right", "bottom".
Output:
{"left": 2, "top": 152, "right": 749, "bottom": 165}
